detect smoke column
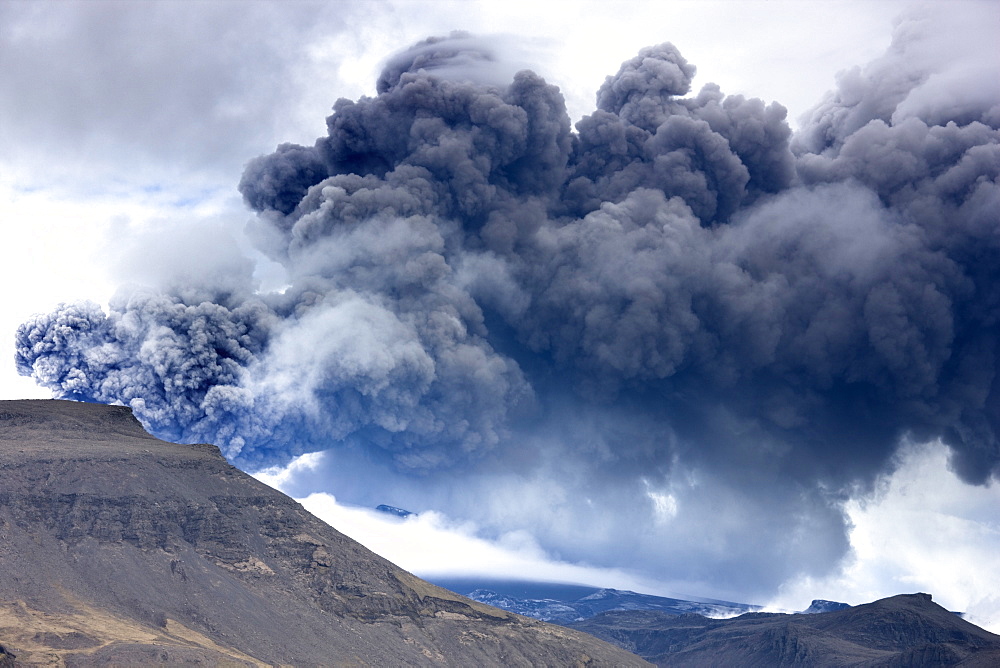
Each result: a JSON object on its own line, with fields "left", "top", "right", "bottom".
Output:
{"left": 17, "top": 16, "right": 1000, "bottom": 594}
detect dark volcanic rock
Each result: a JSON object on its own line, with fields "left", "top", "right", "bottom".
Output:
{"left": 568, "top": 593, "right": 1000, "bottom": 667}
{"left": 375, "top": 504, "right": 414, "bottom": 518}
{"left": 0, "top": 399, "right": 647, "bottom": 667}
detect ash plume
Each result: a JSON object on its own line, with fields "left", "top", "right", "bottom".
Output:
{"left": 16, "top": 15, "right": 1000, "bottom": 594}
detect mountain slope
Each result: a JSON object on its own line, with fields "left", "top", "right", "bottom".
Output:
{"left": 568, "top": 593, "right": 1000, "bottom": 666}
{"left": 0, "top": 399, "right": 648, "bottom": 666}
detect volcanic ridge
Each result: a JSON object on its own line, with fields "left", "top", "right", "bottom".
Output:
{"left": 0, "top": 399, "right": 645, "bottom": 666}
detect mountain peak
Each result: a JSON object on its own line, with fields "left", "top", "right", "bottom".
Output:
{"left": 802, "top": 599, "right": 852, "bottom": 614}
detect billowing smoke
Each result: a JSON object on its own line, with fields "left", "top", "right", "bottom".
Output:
{"left": 16, "top": 14, "right": 1000, "bottom": 596}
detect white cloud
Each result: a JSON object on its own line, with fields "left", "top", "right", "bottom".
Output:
{"left": 767, "top": 439, "right": 1000, "bottom": 633}
{"left": 262, "top": 441, "right": 1000, "bottom": 633}
{"left": 0, "top": 183, "right": 116, "bottom": 399}
{"left": 253, "top": 451, "right": 666, "bottom": 592}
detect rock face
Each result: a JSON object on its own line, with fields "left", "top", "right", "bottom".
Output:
{"left": 568, "top": 592, "right": 1000, "bottom": 667}
{"left": 0, "top": 400, "right": 648, "bottom": 667}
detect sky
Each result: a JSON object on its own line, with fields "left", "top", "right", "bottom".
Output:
{"left": 3, "top": 0, "right": 1000, "bottom": 630}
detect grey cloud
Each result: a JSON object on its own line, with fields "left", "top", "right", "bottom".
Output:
{"left": 0, "top": 1, "right": 358, "bottom": 188}
{"left": 596, "top": 43, "right": 697, "bottom": 122}
{"left": 375, "top": 32, "right": 535, "bottom": 94}
{"left": 566, "top": 46, "right": 793, "bottom": 224}
{"left": 15, "top": 293, "right": 276, "bottom": 456}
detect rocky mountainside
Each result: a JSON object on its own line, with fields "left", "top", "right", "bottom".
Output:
{"left": 568, "top": 592, "right": 1000, "bottom": 666}
{"left": 0, "top": 400, "right": 648, "bottom": 666}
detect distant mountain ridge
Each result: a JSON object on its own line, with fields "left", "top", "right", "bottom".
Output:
{"left": 434, "top": 578, "right": 855, "bottom": 625}
{"left": 435, "top": 578, "right": 1000, "bottom": 665}
{"left": 460, "top": 586, "right": 758, "bottom": 624}
{"left": 0, "top": 400, "right": 648, "bottom": 666}
{"left": 567, "top": 592, "right": 1000, "bottom": 666}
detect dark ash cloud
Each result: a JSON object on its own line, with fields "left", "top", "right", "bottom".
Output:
{"left": 16, "top": 16, "right": 1000, "bottom": 596}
